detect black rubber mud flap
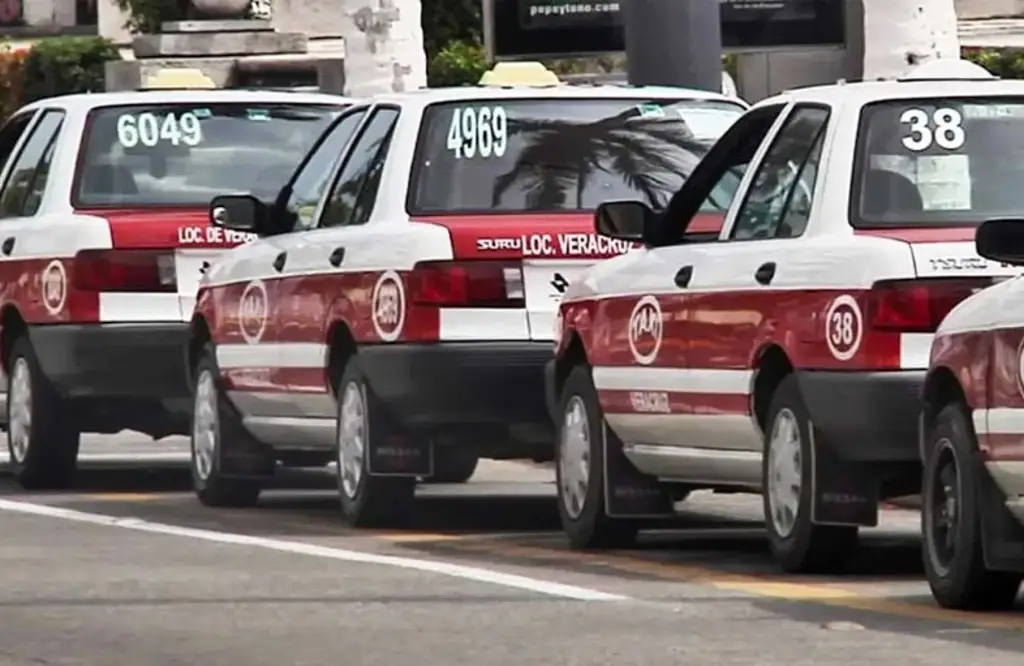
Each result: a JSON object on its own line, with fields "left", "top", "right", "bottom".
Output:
{"left": 366, "top": 431, "right": 433, "bottom": 477}
{"left": 602, "top": 425, "right": 674, "bottom": 518}
{"left": 978, "top": 458, "right": 1024, "bottom": 571}
{"left": 809, "top": 427, "right": 879, "bottom": 527}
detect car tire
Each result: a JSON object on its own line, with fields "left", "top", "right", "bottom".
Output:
{"left": 762, "top": 374, "right": 858, "bottom": 573}
{"left": 922, "top": 403, "right": 1022, "bottom": 610}
{"left": 190, "top": 344, "right": 265, "bottom": 507}
{"left": 556, "top": 364, "right": 638, "bottom": 549}
{"left": 6, "top": 335, "right": 79, "bottom": 490}
{"left": 422, "top": 450, "right": 479, "bottom": 484}
{"left": 335, "top": 356, "right": 415, "bottom": 528}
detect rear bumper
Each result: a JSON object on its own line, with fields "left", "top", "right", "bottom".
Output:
{"left": 797, "top": 369, "right": 925, "bottom": 462}
{"left": 29, "top": 323, "right": 190, "bottom": 401}
{"left": 359, "top": 342, "right": 553, "bottom": 430}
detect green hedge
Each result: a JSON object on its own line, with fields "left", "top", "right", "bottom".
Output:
{"left": 21, "top": 37, "right": 122, "bottom": 104}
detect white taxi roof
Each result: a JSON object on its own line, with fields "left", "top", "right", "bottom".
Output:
{"left": 20, "top": 88, "right": 352, "bottom": 115}
{"left": 369, "top": 83, "right": 745, "bottom": 113}
{"left": 754, "top": 60, "right": 1016, "bottom": 111}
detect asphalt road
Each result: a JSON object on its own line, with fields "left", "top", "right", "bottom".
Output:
{"left": 0, "top": 433, "right": 1023, "bottom": 666}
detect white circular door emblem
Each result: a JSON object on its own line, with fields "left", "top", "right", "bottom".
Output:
{"left": 628, "top": 295, "right": 663, "bottom": 365}
{"left": 371, "top": 270, "right": 405, "bottom": 343}
{"left": 238, "top": 280, "right": 268, "bottom": 345}
{"left": 41, "top": 260, "right": 67, "bottom": 315}
{"left": 825, "top": 294, "right": 863, "bottom": 362}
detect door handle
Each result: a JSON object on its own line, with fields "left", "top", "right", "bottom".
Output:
{"left": 272, "top": 251, "right": 287, "bottom": 273}
{"left": 674, "top": 265, "right": 693, "bottom": 288}
{"left": 328, "top": 247, "right": 345, "bottom": 267}
{"left": 754, "top": 261, "right": 776, "bottom": 285}
{"left": 1, "top": 237, "right": 14, "bottom": 256}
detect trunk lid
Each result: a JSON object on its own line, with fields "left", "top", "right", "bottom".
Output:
{"left": 418, "top": 213, "right": 637, "bottom": 341}
{"left": 82, "top": 208, "right": 255, "bottom": 322}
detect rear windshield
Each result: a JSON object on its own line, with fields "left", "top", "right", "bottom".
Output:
{"left": 854, "top": 97, "right": 1024, "bottom": 226}
{"left": 75, "top": 102, "right": 343, "bottom": 207}
{"left": 408, "top": 98, "right": 745, "bottom": 214}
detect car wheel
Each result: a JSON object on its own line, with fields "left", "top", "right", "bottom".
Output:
{"left": 762, "top": 374, "right": 857, "bottom": 573}
{"left": 7, "top": 335, "right": 79, "bottom": 490}
{"left": 422, "top": 450, "right": 479, "bottom": 484}
{"left": 335, "top": 356, "right": 415, "bottom": 528}
{"left": 922, "top": 403, "right": 1021, "bottom": 610}
{"left": 190, "top": 344, "right": 264, "bottom": 507}
{"left": 557, "top": 365, "right": 637, "bottom": 549}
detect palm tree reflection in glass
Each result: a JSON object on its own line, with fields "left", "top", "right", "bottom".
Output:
{"left": 489, "top": 108, "right": 713, "bottom": 211}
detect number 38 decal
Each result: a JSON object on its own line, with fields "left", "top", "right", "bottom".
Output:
{"left": 446, "top": 106, "right": 508, "bottom": 159}
{"left": 900, "top": 107, "right": 965, "bottom": 152}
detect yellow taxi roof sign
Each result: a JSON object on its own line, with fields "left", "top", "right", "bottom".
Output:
{"left": 144, "top": 68, "right": 217, "bottom": 90}
{"left": 479, "top": 62, "right": 560, "bottom": 87}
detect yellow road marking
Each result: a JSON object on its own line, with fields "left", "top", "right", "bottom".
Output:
{"left": 78, "top": 493, "right": 164, "bottom": 502}
{"left": 398, "top": 536, "right": 1024, "bottom": 630}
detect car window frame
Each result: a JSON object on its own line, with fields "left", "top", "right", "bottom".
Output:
{"left": 650, "top": 102, "right": 790, "bottom": 248}
{"left": 0, "top": 109, "right": 66, "bottom": 220}
{"left": 316, "top": 106, "right": 400, "bottom": 230}
{"left": 282, "top": 106, "right": 369, "bottom": 233}
{"left": 0, "top": 111, "right": 39, "bottom": 185}
{"left": 727, "top": 103, "right": 831, "bottom": 242}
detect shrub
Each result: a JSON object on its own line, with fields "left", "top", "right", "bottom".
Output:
{"left": 21, "top": 37, "right": 122, "bottom": 104}
{"left": 962, "top": 47, "right": 1024, "bottom": 78}
{"left": 428, "top": 40, "right": 490, "bottom": 87}
{"left": 0, "top": 44, "right": 27, "bottom": 123}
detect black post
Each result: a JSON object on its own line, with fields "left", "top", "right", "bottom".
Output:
{"left": 623, "top": 0, "right": 723, "bottom": 92}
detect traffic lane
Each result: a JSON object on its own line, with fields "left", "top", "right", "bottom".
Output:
{"left": 14, "top": 473, "right": 1024, "bottom": 650}
{"left": 2, "top": 501, "right": 1024, "bottom": 665}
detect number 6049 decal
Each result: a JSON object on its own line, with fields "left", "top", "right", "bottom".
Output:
{"left": 116, "top": 111, "right": 204, "bottom": 149}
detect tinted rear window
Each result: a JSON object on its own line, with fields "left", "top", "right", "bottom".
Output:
{"left": 408, "top": 98, "right": 745, "bottom": 214}
{"left": 854, "top": 97, "right": 1024, "bottom": 226}
{"left": 75, "top": 102, "right": 343, "bottom": 207}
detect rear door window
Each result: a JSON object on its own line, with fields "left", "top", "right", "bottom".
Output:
{"left": 0, "top": 110, "right": 64, "bottom": 218}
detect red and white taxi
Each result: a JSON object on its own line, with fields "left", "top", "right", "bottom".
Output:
{"left": 547, "top": 59, "right": 1024, "bottom": 573}
{"left": 921, "top": 218, "right": 1024, "bottom": 611}
{"left": 0, "top": 88, "right": 348, "bottom": 489}
{"left": 186, "top": 74, "right": 746, "bottom": 522}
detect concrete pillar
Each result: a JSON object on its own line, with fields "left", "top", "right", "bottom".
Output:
{"left": 622, "top": 0, "right": 723, "bottom": 92}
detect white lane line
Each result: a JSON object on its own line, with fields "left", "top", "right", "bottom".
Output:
{"left": 0, "top": 499, "right": 627, "bottom": 602}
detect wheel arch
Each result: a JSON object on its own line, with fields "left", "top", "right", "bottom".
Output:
{"left": 0, "top": 305, "right": 26, "bottom": 376}
{"left": 185, "top": 314, "right": 212, "bottom": 391}
{"left": 325, "top": 319, "right": 358, "bottom": 395}
{"left": 553, "top": 329, "right": 589, "bottom": 403}
{"left": 921, "top": 365, "right": 968, "bottom": 458}
{"left": 751, "top": 343, "right": 795, "bottom": 433}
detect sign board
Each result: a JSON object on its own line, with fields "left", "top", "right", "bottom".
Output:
{"left": 486, "top": 0, "right": 846, "bottom": 60}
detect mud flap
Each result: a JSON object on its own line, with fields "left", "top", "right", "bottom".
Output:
{"left": 977, "top": 458, "right": 1024, "bottom": 571}
{"left": 809, "top": 425, "right": 879, "bottom": 527}
{"left": 367, "top": 433, "right": 433, "bottom": 477}
{"left": 602, "top": 424, "right": 674, "bottom": 518}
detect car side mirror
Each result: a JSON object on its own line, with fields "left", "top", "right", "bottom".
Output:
{"left": 976, "top": 218, "right": 1024, "bottom": 266}
{"left": 594, "top": 200, "right": 655, "bottom": 243}
{"left": 210, "top": 194, "right": 271, "bottom": 235}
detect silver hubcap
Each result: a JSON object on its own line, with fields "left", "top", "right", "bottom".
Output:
{"left": 559, "top": 396, "right": 591, "bottom": 519}
{"left": 337, "top": 381, "right": 365, "bottom": 499}
{"left": 767, "top": 408, "right": 802, "bottom": 538}
{"left": 8, "top": 358, "right": 31, "bottom": 464}
{"left": 192, "top": 369, "right": 218, "bottom": 481}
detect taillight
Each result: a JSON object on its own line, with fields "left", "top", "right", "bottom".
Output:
{"left": 72, "top": 250, "right": 176, "bottom": 292}
{"left": 409, "top": 260, "right": 524, "bottom": 308}
{"left": 867, "top": 278, "right": 990, "bottom": 333}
